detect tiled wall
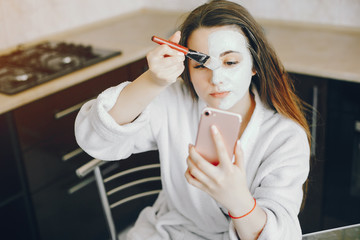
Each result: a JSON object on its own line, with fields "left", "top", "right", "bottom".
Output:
{"left": 1, "top": 0, "right": 359, "bottom": 51}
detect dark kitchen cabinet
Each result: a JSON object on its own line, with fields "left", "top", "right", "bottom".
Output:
{"left": 292, "top": 73, "right": 360, "bottom": 233}
{"left": 1, "top": 58, "right": 150, "bottom": 240}
{"left": 322, "top": 80, "right": 360, "bottom": 229}
{"left": 0, "top": 114, "right": 22, "bottom": 203}
{"left": 0, "top": 113, "right": 38, "bottom": 240}
{"left": 31, "top": 164, "right": 108, "bottom": 240}
{"left": 14, "top": 65, "right": 129, "bottom": 193}
{"left": 0, "top": 195, "right": 35, "bottom": 239}
{"left": 290, "top": 73, "right": 328, "bottom": 234}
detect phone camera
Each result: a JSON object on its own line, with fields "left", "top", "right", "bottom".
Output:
{"left": 204, "top": 110, "right": 211, "bottom": 116}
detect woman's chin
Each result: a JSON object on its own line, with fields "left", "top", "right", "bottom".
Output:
{"left": 205, "top": 101, "right": 233, "bottom": 111}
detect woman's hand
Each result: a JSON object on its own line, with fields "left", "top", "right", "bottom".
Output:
{"left": 146, "top": 31, "right": 185, "bottom": 87}
{"left": 185, "top": 125, "right": 254, "bottom": 214}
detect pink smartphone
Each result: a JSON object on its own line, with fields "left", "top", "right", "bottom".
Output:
{"left": 195, "top": 107, "right": 242, "bottom": 165}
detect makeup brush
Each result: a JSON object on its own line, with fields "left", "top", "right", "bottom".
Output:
{"left": 151, "top": 36, "right": 220, "bottom": 70}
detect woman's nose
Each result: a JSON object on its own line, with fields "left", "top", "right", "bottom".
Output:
{"left": 211, "top": 69, "right": 223, "bottom": 85}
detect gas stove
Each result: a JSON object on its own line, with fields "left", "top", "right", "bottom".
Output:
{"left": 0, "top": 41, "right": 121, "bottom": 95}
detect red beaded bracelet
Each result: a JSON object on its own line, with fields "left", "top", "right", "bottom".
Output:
{"left": 228, "top": 198, "right": 257, "bottom": 219}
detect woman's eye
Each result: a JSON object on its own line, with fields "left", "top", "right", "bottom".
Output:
{"left": 224, "top": 61, "right": 239, "bottom": 66}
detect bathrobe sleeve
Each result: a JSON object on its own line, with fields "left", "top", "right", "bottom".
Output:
{"left": 74, "top": 81, "right": 161, "bottom": 160}
{"left": 254, "top": 124, "right": 310, "bottom": 240}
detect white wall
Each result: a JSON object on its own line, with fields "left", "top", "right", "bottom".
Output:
{"left": 1, "top": 0, "right": 359, "bottom": 51}
{"left": 143, "top": 0, "right": 360, "bottom": 28}
{"left": 142, "top": 0, "right": 206, "bottom": 11}
{"left": 0, "top": 0, "right": 145, "bottom": 50}
{"left": 236, "top": 0, "right": 360, "bottom": 28}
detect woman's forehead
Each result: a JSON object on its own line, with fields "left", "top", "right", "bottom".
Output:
{"left": 208, "top": 29, "right": 248, "bottom": 56}
{"left": 187, "top": 26, "right": 247, "bottom": 54}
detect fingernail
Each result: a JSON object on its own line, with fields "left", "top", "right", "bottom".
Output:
{"left": 177, "top": 52, "right": 185, "bottom": 56}
{"left": 211, "top": 125, "right": 218, "bottom": 134}
{"left": 188, "top": 143, "right": 193, "bottom": 151}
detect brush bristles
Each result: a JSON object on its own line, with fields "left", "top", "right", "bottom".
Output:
{"left": 204, "top": 57, "right": 221, "bottom": 70}
{"left": 186, "top": 50, "right": 221, "bottom": 70}
{"left": 187, "top": 50, "right": 209, "bottom": 63}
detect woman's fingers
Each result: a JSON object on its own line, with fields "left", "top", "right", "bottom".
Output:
{"left": 188, "top": 145, "right": 213, "bottom": 176}
{"left": 210, "top": 125, "right": 232, "bottom": 168}
{"left": 146, "top": 44, "right": 185, "bottom": 86}
{"left": 185, "top": 168, "right": 205, "bottom": 190}
{"left": 168, "top": 31, "right": 181, "bottom": 44}
{"left": 148, "top": 44, "right": 184, "bottom": 63}
{"left": 233, "top": 140, "right": 245, "bottom": 170}
{"left": 185, "top": 146, "right": 210, "bottom": 190}
{"left": 186, "top": 145, "right": 220, "bottom": 187}
{"left": 186, "top": 156, "right": 207, "bottom": 185}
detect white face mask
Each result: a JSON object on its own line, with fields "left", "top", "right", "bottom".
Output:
{"left": 208, "top": 29, "right": 253, "bottom": 110}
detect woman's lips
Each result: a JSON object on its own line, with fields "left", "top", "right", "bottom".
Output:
{"left": 210, "top": 91, "right": 230, "bottom": 98}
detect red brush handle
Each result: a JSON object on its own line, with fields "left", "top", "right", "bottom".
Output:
{"left": 151, "top": 36, "right": 189, "bottom": 55}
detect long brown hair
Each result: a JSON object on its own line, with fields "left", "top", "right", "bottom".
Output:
{"left": 179, "top": 0, "right": 311, "bottom": 209}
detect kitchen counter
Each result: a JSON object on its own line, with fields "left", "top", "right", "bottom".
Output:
{"left": 1, "top": 8, "right": 360, "bottom": 114}
{"left": 260, "top": 20, "right": 360, "bottom": 84}
{"left": 302, "top": 223, "right": 360, "bottom": 239}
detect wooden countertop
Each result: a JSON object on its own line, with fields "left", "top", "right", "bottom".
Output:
{"left": 1, "top": 9, "right": 359, "bottom": 114}
{"left": 260, "top": 20, "right": 360, "bottom": 83}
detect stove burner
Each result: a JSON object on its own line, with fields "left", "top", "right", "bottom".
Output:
{"left": 0, "top": 66, "right": 43, "bottom": 93}
{"left": 40, "top": 53, "right": 82, "bottom": 72}
{"left": 0, "top": 41, "right": 121, "bottom": 94}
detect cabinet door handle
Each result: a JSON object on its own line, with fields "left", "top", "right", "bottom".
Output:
{"left": 355, "top": 121, "right": 360, "bottom": 133}
{"left": 311, "top": 85, "right": 318, "bottom": 157}
{"left": 62, "top": 147, "right": 84, "bottom": 162}
{"left": 54, "top": 98, "right": 93, "bottom": 120}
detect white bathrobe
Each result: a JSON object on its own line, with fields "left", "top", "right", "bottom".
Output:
{"left": 75, "top": 79, "right": 310, "bottom": 240}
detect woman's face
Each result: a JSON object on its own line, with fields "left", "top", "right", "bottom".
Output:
{"left": 187, "top": 26, "right": 254, "bottom": 110}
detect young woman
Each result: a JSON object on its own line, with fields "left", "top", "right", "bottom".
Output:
{"left": 75, "top": 1, "right": 311, "bottom": 239}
